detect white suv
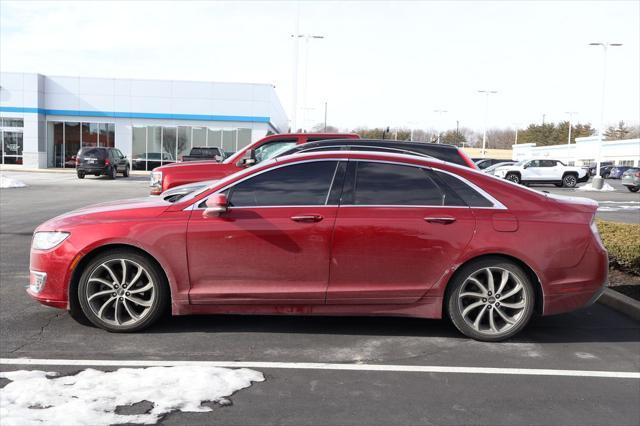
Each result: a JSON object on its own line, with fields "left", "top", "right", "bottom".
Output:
{"left": 493, "top": 159, "right": 589, "bottom": 188}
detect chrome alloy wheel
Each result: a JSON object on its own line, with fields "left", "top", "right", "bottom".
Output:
{"left": 85, "top": 258, "right": 156, "bottom": 327}
{"left": 457, "top": 267, "right": 528, "bottom": 335}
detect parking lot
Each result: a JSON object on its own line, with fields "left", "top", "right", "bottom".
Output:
{"left": 1, "top": 171, "right": 639, "bottom": 425}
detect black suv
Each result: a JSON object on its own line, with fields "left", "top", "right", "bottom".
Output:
{"left": 278, "top": 139, "right": 478, "bottom": 168}
{"left": 76, "top": 147, "right": 130, "bottom": 179}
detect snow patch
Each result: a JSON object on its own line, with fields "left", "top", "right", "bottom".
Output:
{"left": 0, "top": 366, "right": 264, "bottom": 425}
{"left": 0, "top": 175, "right": 27, "bottom": 188}
{"left": 576, "top": 182, "right": 616, "bottom": 192}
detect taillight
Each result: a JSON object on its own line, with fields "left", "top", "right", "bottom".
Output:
{"left": 105, "top": 159, "right": 111, "bottom": 166}
{"left": 635, "top": 172, "right": 640, "bottom": 177}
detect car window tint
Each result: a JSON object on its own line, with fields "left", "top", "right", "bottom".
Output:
{"left": 229, "top": 161, "right": 338, "bottom": 207}
{"left": 435, "top": 171, "right": 494, "bottom": 207}
{"left": 351, "top": 161, "right": 443, "bottom": 206}
{"left": 541, "top": 160, "right": 555, "bottom": 167}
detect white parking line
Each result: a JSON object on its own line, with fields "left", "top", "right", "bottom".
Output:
{"left": 1, "top": 358, "right": 638, "bottom": 379}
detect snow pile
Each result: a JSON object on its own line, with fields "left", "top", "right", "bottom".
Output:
{"left": 576, "top": 182, "right": 616, "bottom": 192}
{"left": 0, "top": 366, "right": 264, "bottom": 425}
{"left": 0, "top": 175, "right": 27, "bottom": 188}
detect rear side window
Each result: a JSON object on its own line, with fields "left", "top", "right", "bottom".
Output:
{"left": 349, "top": 161, "right": 443, "bottom": 206}
{"left": 434, "top": 171, "right": 494, "bottom": 207}
{"left": 229, "top": 161, "right": 339, "bottom": 207}
{"left": 79, "top": 148, "right": 106, "bottom": 158}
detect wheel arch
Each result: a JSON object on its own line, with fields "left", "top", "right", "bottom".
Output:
{"left": 443, "top": 253, "right": 544, "bottom": 317}
{"left": 68, "top": 243, "right": 172, "bottom": 318}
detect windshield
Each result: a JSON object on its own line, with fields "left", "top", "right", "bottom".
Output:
{"left": 254, "top": 142, "right": 297, "bottom": 163}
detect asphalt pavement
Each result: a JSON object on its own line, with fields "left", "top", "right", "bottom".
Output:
{"left": 1, "top": 170, "right": 639, "bottom": 425}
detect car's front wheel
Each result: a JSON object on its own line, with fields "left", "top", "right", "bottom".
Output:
{"left": 123, "top": 165, "right": 130, "bottom": 177}
{"left": 77, "top": 250, "right": 168, "bottom": 332}
{"left": 447, "top": 258, "right": 535, "bottom": 341}
{"left": 77, "top": 171, "right": 85, "bottom": 179}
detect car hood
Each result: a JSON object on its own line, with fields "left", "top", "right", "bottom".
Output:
{"left": 154, "top": 160, "right": 220, "bottom": 172}
{"left": 36, "top": 197, "right": 171, "bottom": 231}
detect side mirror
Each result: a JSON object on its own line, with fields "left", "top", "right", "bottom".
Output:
{"left": 237, "top": 149, "right": 256, "bottom": 167}
{"left": 523, "top": 163, "right": 529, "bottom": 169}
{"left": 203, "top": 194, "right": 229, "bottom": 218}
{"left": 214, "top": 155, "right": 222, "bottom": 162}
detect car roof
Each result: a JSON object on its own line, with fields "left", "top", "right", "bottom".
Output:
{"left": 274, "top": 149, "right": 468, "bottom": 171}
{"left": 278, "top": 138, "right": 474, "bottom": 167}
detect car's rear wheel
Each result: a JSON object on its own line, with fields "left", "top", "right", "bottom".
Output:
{"left": 562, "top": 174, "right": 577, "bottom": 188}
{"left": 108, "top": 166, "right": 117, "bottom": 180}
{"left": 77, "top": 171, "right": 85, "bottom": 179}
{"left": 77, "top": 250, "right": 168, "bottom": 332}
{"left": 447, "top": 258, "right": 535, "bottom": 341}
{"left": 628, "top": 186, "right": 639, "bottom": 192}
{"left": 505, "top": 173, "right": 520, "bottom": 184}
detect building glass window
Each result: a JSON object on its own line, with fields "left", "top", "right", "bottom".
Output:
{"left": 162, "top": 127, "right": 177, "bottom": 164}
{"left": 132, "top": 127, "right": 147, "bottom": 170}
{"left": 1, "top": 118, "right": 23, "bottom": 128}
{"left": 81, "top": 123, "right": 99, "bottom": 148}
{"left": 192, "top": 127, "right": 206, "bottom": 148}
{"left": 222, "top": 129, "right": 236, "bottom": 152}
{"left": 207, "top": 129, "right": 222, "bottom": 148}
{"left": 1, "top": 117, "right": 24, "bottom": 165}
{"left": 47, "top": 121, "right": 116, "bottom": 167}
{"left": 177, "top": 126, "right": 191, "bottom": 161}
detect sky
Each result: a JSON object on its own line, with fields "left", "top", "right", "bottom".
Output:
{"left": 1, "top": 0, "right": 638, "bottom": 133}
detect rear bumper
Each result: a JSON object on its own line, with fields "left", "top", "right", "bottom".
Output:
{"left": 77, "top": 165, "right": 109, "bottom": 174}
{"left": 542, "top": 239, "right": 608, "bottom": 316}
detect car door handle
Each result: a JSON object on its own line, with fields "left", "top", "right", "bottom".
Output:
{"left": 424, "top": 216, "right": 456, "bottom": 224}
{"left": 290, "top": 214, "right": 324, "bottom": 223}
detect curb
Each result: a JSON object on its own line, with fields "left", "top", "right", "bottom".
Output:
{"left": 598, "top": 288, "right": 640, "bottom": 321}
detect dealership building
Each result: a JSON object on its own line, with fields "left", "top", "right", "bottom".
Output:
{"left": 0, "top": 72, "right": 288, "bottom": 170}
{"left": 512, "top": 136, "right": 640, "bottom": 167}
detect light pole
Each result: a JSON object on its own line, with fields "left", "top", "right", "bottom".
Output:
{"left": 433, "top": 109, "right": 448, "bottom": 143}
{"left": 589, "top": 42, "right": 622, "bottom": 189}
{"left": 291, "top": 33, "right": 325, "bottom": 132}
{"left": 478, "top": 90, "right": 497, "bottom": 156}
{"left": 565, "top": 112, "right": 577, "bottom": 165}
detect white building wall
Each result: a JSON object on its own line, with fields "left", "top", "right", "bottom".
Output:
{"left": 512, "top": 137, "right": 640, "bottom": 166}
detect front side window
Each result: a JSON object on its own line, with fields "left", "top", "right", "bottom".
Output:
{"left": 228, "top": 161, "right": 339, "bottom": 207}
{"left": 350, "top": 161, "right": 443, "bottom": 206}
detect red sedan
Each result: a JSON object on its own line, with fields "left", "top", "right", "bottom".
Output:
{"left": 28, "top": 151, "right": 607, "bottom": 341}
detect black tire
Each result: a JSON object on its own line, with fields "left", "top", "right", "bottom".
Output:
{"left": 77, "top": 171, "right": 85, "bottom": 179}
{"left": 628, "top": 186, "right": 639, "bottom": 193}
{"left": 108, "top": 166, "right": 117, "bottom": 180}
{"left": 505, "top": 173, "right": 520, "bottom": 184}
{"left": 447, "top": 257, "right": 535, "bottom": 342}
{"left": 123, "top": 165, "right": 130, "bottom": 177}
{"left": 562, "top": 174, "right": 578, "bottom": 188}
{"left": 77, "top": 249, "right": 169, "bottom": 332}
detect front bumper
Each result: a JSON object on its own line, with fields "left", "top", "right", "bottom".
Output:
{"left": 27, "top": 242, "right": 78, "bottom": 310}
{"left": 578, "top": 174, "right": 590, "bottom": 183}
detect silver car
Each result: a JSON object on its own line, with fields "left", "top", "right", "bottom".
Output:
{"left": 621, "top": 167, "right": 640, "bottom": 192}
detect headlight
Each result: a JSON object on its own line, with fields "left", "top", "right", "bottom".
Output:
{"left": 32, "top": 231, "right": 70, "bottom": 250}
{"left": 150, "top": 171, "right": 163, "bottom": 194}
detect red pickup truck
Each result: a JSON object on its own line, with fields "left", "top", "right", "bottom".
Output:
{"left": 149, "top": 133, "right": 360, "bottom": 194}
